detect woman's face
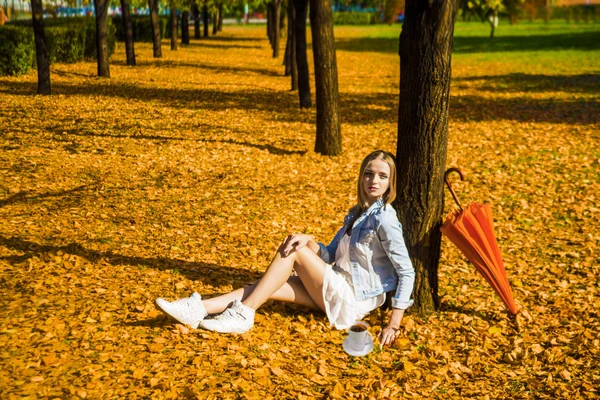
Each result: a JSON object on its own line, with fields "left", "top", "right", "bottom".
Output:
{"left": 362, "top": 158, "right": 390, "bottom": 205}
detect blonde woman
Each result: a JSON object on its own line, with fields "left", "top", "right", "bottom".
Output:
{"left": 155, "top": 150, "right": 415, "bottom": 346}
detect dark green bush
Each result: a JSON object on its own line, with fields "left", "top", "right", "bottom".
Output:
{"left": 113, "top": 15, "right": 169, "bottom": 42}
{"left": 0, "top": 26, "right": 35, "bottom": 76}
{"left": 0, "top": 17, "right": 115, "bottom": 75}
{"left": 333, "top": 11, "right": 377, "bottom": 25}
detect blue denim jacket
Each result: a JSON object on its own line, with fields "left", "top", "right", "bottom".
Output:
{"left": 318, "top": 199, "right": 415, "bottom": 309}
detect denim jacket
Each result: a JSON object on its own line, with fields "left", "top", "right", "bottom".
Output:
{"left": 318, "top": 199, "right": 415, "bottom": 310}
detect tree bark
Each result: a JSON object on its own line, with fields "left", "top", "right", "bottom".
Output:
{"left": 284, "top": 2, "right": 292, "bottom": 75}
{"left": 396, "top": 0, "right": 458, "bottom": 315}
{"left": 120, "top": 0, "right": 136, "bottom": 65}
{"left": 181, "top": 11, "right": 190, "bottom": 44}
{"left": 267, "top": 3, "right": 272, "bottom": 45}
{"left": 31, "top": 0, "right": 50, "bottom": 94}
{"left": 170, "top": 5, "right": 178, "bottom": 50}
{"left": 294, "top": 0, "right": 311, "bottom": 108}
{"left": 310, "top": 0, "right": 341, "bottom": 155}
{"left": 273, "top": 0, "right": 281, "bottom": 58}
{"left": 218, "top": 3, "right": 223, "bottom": 31}
{"left": 148, "top": 0, "right": 162, "bottom": 57}
{"left": 94, "top": 0, "right": 110, "bottom": 77}
{"left": 203, "top": 3, "right": 209, "bottom": 37}
{"left": 193, "top": 2, "right": 201, "bottom": 39}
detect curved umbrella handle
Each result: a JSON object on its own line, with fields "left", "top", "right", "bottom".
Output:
{"left": 444, "top": 168, "right": 465, "bottom": 210}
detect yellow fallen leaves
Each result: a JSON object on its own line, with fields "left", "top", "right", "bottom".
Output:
{"left": 0, "top": 24, "right": 599, "bottom": 400}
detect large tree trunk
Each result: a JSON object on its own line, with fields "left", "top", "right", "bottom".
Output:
{"left": 310, "top": 0, "right": 341, "bottom": 156}
{"left": 193, "top": 2, "right": 201, "bottom": 39}
{"left": 170, "top": 5, "right": 178, "bottom": 50}
{"left": 218, "top": 3, "right": 223, "bottom": 31}
{"left": 148, "top": 0, "right": 162, "bottom": 57}
{"left": 203, "top": 3, "right": 209, "bottom": 37}
{"left": 94, "top": 0, "right": 110, "bottom": 77}
{"left": 181, "top": 11, "right": 190, "bottom": 44}
{"left": 120, "top": 0, "right": 136, "bottom": 65}
{"left": 294, "top": 0, "right": 311, "bottom": 108}
{"left": 31, "top": 0, "right": 50, "bottom": 94}
{"left": 396, "top": 0, "right": 458, "bottom": 315}
{"left": 272, "top": 0, "right": 281, "bottom": 58}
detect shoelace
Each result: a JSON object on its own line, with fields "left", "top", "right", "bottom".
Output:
{"left": 216, "top": 308, "right": 246, "bottom": 321}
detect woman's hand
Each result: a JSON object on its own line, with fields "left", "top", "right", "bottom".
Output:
{"left": 378, "top": 308, "right": 405, "bottom": 347}
{"left": 280, "top": 234, "right": 315, "bottom": 257}
{"left": 378, "top": 326, "right": 400, "bottom": 347}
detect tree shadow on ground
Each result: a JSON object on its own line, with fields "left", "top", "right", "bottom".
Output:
{"left": 112, "top": 59, "right": 280, "bottom": 77}
{"left": 453, "top": 73, "right": 600, "bottom": 95}
{"left": 0, "top": 235, "right": 262, "bottom": 284}
{"left": 335, "top": 30, "right": 600, "bottom": 54}
{"left": 185, "top": 41, "right": 262, "bottom": 50}
{"left": 1, "top": 77, "right": 597, "bottom": 126}
{"left": 0, "top": 185, "right": 91, "bottom": 208}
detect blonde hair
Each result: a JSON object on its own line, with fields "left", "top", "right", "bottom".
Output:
{"left": 346, "top": 150, "right": 397, "bottom": 233}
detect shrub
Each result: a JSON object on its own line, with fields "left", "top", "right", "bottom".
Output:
{"left": 0, "top": 26, "right": 35, "bottom": 76}
{"left": 332, "top": 11, "right": 377, "bottom": 25}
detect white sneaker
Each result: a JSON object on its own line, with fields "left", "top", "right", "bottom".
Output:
{"left": 200, "top": 300, "right": 255, "bottom": 334}
{"left": 155, "top": 292, "right": 207, "bottom": 329}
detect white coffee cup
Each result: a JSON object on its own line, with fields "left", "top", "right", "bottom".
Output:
{"left": 347, "top": 321, "right": 370, "bottom": 352}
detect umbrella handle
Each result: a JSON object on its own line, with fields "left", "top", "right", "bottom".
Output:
{"left": 444, "top": 168, "right": 465, "bottom": 210}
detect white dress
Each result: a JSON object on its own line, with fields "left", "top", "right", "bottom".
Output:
{"left": 322, "top": 233, "right": 386, "bottom": 330}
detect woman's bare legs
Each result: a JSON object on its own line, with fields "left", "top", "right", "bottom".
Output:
{"left": 242, "top": 245, "right": 327, "bottom": 311}
{"left": 202, "top": 276, "right": 320, "bottom": 314}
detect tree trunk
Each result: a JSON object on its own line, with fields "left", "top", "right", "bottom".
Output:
{"left": 181, "top": 11, "right": 190, "bottom": 44}
{"left": 148, "top": 0, "right": 162, "bottom": 57}
{"left": 203, "top": 3, "right": 209, "bottom": 37}
{"left": 273, "top": 0, "right": 281, "bottom": 58}
{"left": 396, "top": 0, "right": 458, "bottom": 315}
{"left": 218, "top": 3, "right": 223, "bottom": 31}
{"left": 267, "top": 3, "right": 272, "bottom": 45}
{"left": 120, "top": 0, "right": 136, "bottom": 65}
{"left": 284, "top": 2, "right": 292, "bottom": 75}
{"left": 31, "top": 0, "right": 50, "bottom": 94}
{"left": 94, "top": 0, "right": 110, "bottom": 77}
{"left": 170, "top": 5, "right": 178, "bottom": 50}
{"left": 310, "top": 0, "right": 341, "bottom": 156}
{"left": 212, "top": 7, "right": 218, "bottom": 35}
{"left": 193, "top": 2, "right": 201, "bottom": 39}
{"left": 294, "top": 0, "right": 311, "bottom": 108}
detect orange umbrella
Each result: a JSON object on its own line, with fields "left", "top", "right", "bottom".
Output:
{"left": 440, "top": 168, "right": 519, "bottom": 315}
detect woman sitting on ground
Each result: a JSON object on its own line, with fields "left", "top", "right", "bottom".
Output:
{"left": 155, "top": 150, "right": 415, "bottom": 346}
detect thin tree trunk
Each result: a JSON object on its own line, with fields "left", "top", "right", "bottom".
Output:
{"left": 284, "top": 2, "right": 292, "bottom": 75}
{"left": 170, "top": 5, "right": 178, "bottom": 50}
{"left": 294, "top": 0, "right": 311, "bottom": 108}
{"left": 310, "top": 0, "right": 341, "bottom": 155}
{"left": 181, "top": 11, "right": 190, "bottom": 44}
{"left": 267, "top": 3, "right": 272, "bottom": 45}
{"left": 149, "top": 0, "right": 162, "bottom": 57}
{"left": 203, "top": 3, "right": 209, "bottom": 37}
{"left": 218, "top": 3, "right": 223, "bottom": 31}
{"left": 291, "top": 11, "right": 298, "bottom": 91}
{"left": 31, "top": 0, "right": 50, "bottom": 94}
{"left": 94, "top": 0, "right": 110, "bottom": 77}
{"left": 396, "top": 0, "right": 458, "bottom": 315}
{"left": 193, "top": 2, "right": 201, "bottom": 39}
{"left": 273, "top": 0, "right": 281, "bottom": 58}
{"left": 212, "top": 8, "right": 218, "bottom": 35}
{"left": 120, "top": 0, "right": 136, "bottom": 65}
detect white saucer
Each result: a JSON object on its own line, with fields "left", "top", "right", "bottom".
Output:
{"left": 343, "top": 332, "right": 374, "bottom": 357}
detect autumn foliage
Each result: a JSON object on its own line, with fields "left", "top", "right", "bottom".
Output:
{"left": 0, "top": 23, "right": 599, "bottom": 399}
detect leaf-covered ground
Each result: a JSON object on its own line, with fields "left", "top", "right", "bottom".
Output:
{"left": 1, "top": 22, "right": 599, "bottom": 399}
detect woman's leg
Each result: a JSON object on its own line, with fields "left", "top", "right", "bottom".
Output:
{"left": 202, "top": 276, "right": 320, "bottom": 314}
{"left": 242, "top": 245, "right": 327, "bottom": 311}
